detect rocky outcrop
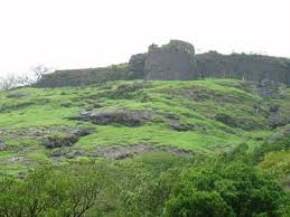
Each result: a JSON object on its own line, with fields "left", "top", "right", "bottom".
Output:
{"left": 43, "top": 134, "right": 79, "bottom": 149}
{"left": 76, "top": 110, "right": 154, "bottom": 126}
{"left": 92, "top": 144, "right": 192, "bottom": 160}
{"left": 42, "top": 128, "right": 92, "bottom": 149}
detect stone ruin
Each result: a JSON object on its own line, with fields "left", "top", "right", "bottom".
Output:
{"left": 37, "top": 39, "right": 290, "bottom": 87}
{"left": 129, "top": 40, "right": 290, "bottom": 85}
{"left": 129, "top": 40, "right": 196, "bottom": 80}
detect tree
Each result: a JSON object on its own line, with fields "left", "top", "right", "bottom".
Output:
{"left": 164, "top": 191, "right": 234, "bottom": 217}
{"left": 163, "top": 162, "right": 288, "bottom": 217}
{"left": 0, "top": 162, "right": 113, "bottom": 217}
{"left": 0, "top": 166, "right": 55, "bottom": 217}
{"left": 0, "top": 74, "right": 18, "bottom": 90}
{"left": 30, "top": 64, "right": 52, "bottom": 83}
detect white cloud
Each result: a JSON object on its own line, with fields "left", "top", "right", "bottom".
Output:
{"left": 0, "top": 0, "right": 289, "bottom": 76}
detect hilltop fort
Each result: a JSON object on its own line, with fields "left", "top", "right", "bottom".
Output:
{"left": 36, "top": 40, "right": 290, "bottom": 87}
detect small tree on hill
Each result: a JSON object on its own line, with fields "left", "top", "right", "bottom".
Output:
{"left": 31, "top": 64, "right": 51, "bottom": 82}
{"left": 0, "top": 74, "right": 18, "bottom": 90}
{"left": 0, "top": 64, "right": 53, "bottom": 90}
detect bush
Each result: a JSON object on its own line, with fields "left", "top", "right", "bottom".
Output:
{"left": 164, "top": 191, "right": 234, "bottom": 217}
{"left": 254, "top": 125, "right": 290, "bottom": 161}
{"left": 0, "top": 162, "right": 113, "bottom": 217}
{"left": 163, "top": 162, "right": 288, "bottom": 217}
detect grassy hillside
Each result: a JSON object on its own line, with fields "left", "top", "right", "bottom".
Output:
{"left": 1, "top": 78, "right": 290, "bottom": 216}
{"left": 0, "top": 79, "right": 289, "bottom": 174}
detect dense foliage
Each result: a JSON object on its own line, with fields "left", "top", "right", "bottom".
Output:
{"left": 0, "top": 156, "right": 289, "bottom": 217}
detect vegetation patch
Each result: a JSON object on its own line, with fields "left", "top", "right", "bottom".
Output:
{"left": 215, "top": 112, "right": 263, "bottom": 130}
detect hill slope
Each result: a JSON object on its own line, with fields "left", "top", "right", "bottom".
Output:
{"left": 1, "top": 78, "right": 290, "bottom": 217}
{"left": 1, "top": 79, "right": 290, "bottom": 176}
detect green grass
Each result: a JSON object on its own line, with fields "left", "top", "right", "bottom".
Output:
{"left": 77, "top": 124, "right": 241, "bottom": 152}
{"left": 0, "top": 78, "right": 289, "bottom": 174}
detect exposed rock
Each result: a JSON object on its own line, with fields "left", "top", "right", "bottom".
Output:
{"left": 50, "top": 149, "right": 66, "bottom": 157}
{"left": 72, "top": 128, "right": 93, "bottom": 137}
{"left": 50, "top": 144, "right": 193, "bottom": 160}
{"left": 42, "top": 128, "right": 92, "bottom": 149}
{"left": 77, "top": 110, "right": 154, "bottom": 126}
{"left": 91, "top": 144, "right": 193, "bottom": 160}
{"left": 65, "top": 150, "right": 85, "bottom": 159}
{"left": 169, "top": 120, "right": 197, "bottom": 132}
{"left": 50, "top": 149, "right": 85, "bottom": 158}
{"left": 43, "top": 134, "right": 79, "bottom": 149}
{"left": 0, "top": 140, "right": 6, "bottom": 151}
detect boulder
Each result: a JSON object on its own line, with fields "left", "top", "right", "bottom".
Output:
{"left": 43, "top": 134, "right": 79, "bottom": 149}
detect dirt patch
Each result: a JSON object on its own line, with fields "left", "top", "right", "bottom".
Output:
{"left": 75, "top": 110, "right": 154, "bottom": 126}
{"left": 91, "top": 144, "right": 193, "bottom": 160}
{"left": 50, "top": 144, "right": 193, "bottom": 160}
{"left": 51, "top": 149, "right": 85, "bottom": 158}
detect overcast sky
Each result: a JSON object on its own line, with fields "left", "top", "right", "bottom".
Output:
{"left": 0, "top": 0, "right": 289, "bottom": 77}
